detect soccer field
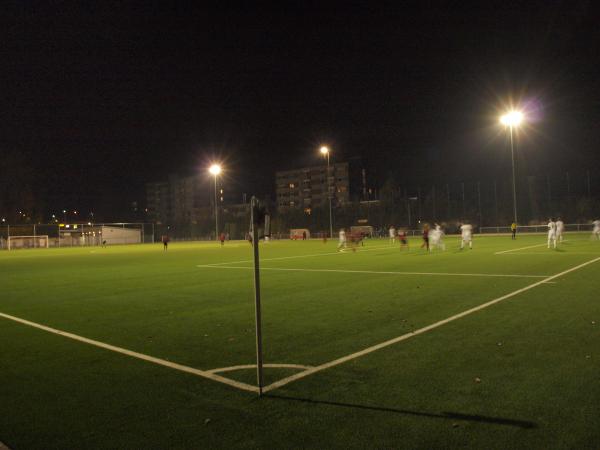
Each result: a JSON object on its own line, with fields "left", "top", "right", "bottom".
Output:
{"left": 1, "top": 235, "right": 600, "bottom": 449}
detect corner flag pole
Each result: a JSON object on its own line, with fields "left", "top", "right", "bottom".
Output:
{"left": 251, "top": 196, "right": 264, "bottom": 395}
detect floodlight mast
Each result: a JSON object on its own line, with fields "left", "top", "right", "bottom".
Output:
{"left": 320, "top": 146, "right": 334, "bottom": 239}
{"left": 500, "top": 111, "right": 524, "bottom": 225}
{"left": 250, "top": 196, "right": 264, "bottom": 395}
{"left": 209, "top": 164, "right": 222, "bottom": 242}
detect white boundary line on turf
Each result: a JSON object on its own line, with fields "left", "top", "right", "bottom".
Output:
{"left": 197, "top": 265, "right": 550, "bottom": 279}
{"left": 497, "top": 252, "right": 600, "bottom": 255}
{"left": 206, "top": 244, "right": 397, "bottom": 266}
{"left": 494, "top": 242, "right": 564, "bottom": 254}
{"left": 0, "top": 312, "right": 259, "bottom": 394}
{"left": 261, "top": 255, "right": 600, "bottom": 393}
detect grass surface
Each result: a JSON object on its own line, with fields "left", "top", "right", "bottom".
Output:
{"left": 1, "top": 234, "right": 600, "bottom": 449}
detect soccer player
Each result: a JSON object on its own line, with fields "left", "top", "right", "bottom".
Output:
{"left": 460, "top": 222, "right": 473, "bottom": 250}
{"left": 511, "top": 222, "right": 517, "bottom": 240}
{"left": 555, "top": 217, "right": 565, "bottom": 243}
{"left": 429, "top": 224, "right": 445, "bottom": 251}
{"left": 593, "top": 219, "right": 600, "bottom": 240}
{"left": 338, "top": 228, "right": 347, "bottom": 251}
{"left": 547, "top": 218, "right": 557, "bottom": 249}
{"left": 420, "top": 223, "right": 430, "bottom": 252}
{"left": 219, "top": 232, "right": 226, "bottom": 246}
{"left": 389, "top": 225, "right": 396, "bottom": 244}
{"left": 398, "top": 229, "right": 409, "bottom": 250}
{"left": 161, "top": 234, "right": 170, "bottom": 251}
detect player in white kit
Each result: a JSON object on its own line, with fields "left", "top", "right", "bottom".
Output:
{"left": 593, "top": 220, "right": 600, "bottom": 240}
{"left": 460, "top": 223, "right": 473, "bottom": 250}
{"left": 555, "top": 218, "right": 565, "bottom": 242}
{"left": 338, "top": 228, "right": 347, "bottom": 251}
{"left": 547, "top": 218, "right": 557, "bottom": 249}
{"left": 389, "top": 226, "right": 396, "bottom": 244}
{"left": 429, "top": 224, "right": 445, "bottom": 251}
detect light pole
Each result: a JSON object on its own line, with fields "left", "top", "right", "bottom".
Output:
{"left": 500, "top": 111, "right": 523, "bottom": 224}
{"left": 209, "top": 164, "right": 222, "bottom": 241}
{"left": 320, "top": 146, "right": 334, "bottom": 239}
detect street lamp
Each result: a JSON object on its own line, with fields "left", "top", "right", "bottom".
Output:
{"left": 320, "top": 146, "right": 334, "bottom": 239}
{"left": 209, "top": 164, "right": 222, "bottom": 241}
{"left": 500, "top": 111, "right": 524, "bottom": 225}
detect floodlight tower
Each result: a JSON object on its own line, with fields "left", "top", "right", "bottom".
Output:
{"left": 500, "top": 111, "right": 524, "bottom": 225}
{"left": 209, "top": 164, "right": 222, "bottom": 241}
{"left": 320, "top": 146, "right": 334, "bottom": 239}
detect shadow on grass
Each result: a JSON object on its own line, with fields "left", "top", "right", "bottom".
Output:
{"left": 265, "top": 394, "right": 537, "bottom": 429}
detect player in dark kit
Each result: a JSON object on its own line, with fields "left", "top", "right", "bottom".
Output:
{"left": 420, "top": 224, "right": 430, "bottom": 251}
{"left": 398, "top": 229, "right": 409, "bottom": 250}
{"left": 161, "top": 235, "right": 170, "bottom": 251}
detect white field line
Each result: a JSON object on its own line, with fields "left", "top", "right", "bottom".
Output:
{"left": 206, "top": 244, "right": 397, "bottom": 266}
{"left": 0, "top": 312, "right": 258, "bottom": 394}
{"left": 208, "top": 363, "right": 313, "bottom": 374}
{"left": 262, "top": 256, "right": 600, "bottom": 393}
{"left": 498, "top": 252, "right": 600, "bottom": 255}
{"left": 197, "top": 265, "right": 550, "bottom": 279}
{"left": 494, "top": 241, "right": 568, "bottom": 254}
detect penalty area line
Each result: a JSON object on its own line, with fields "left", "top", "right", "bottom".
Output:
{"left": 262, "top": 255, "right": 600, "bottom": 393}
{"left": 0, "top": 312, "right": 259, "bottom": 394}
{"left": 205, "top": 244, "right": 398, "bottom": 266}
{"left": 197, "top": 265, "right": 550, "bottom": 279}
{"left": 494, "top": 241, "right": 568, "bottom": 254}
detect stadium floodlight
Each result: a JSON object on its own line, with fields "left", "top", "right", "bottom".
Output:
{"left": 500, "top": 110, "right": 525, "bottom": 225}
{"left": 319, "top": 146, "right": 333, "bottom": 239}
{"left": 208, "top": 164, "right": 222, "bottom": 241}
{"left": 500, "top": 111, "right": 523, "bottom": 127}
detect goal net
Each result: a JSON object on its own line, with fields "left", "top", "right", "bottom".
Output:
{"left": 7, "top": 235, "right": 50, "bottom": 250}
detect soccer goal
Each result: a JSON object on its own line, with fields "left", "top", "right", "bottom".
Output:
{"left": 7, "top": 235, "right": 50, "bottom": 250}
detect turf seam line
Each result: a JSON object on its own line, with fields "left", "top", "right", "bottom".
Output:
{"left": 207, "top": 363, "right": 313, "bottom": 374}
{"left": 261, "top": 255, "right": 600, "bottom": 393}
{"left": 197, "top": 265, "right": 550, "bottom": 278}
{"left": 0, "top": 312, "right": 259, "bottom": 393}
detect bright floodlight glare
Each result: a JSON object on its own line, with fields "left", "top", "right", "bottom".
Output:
{"left": 500, "top": 111, "right": 524, "bottom": 127}
{"left": 209, "top": 164, "right": 222, "bottom": 175}
{"left": 320, "top": 146, "right": 329, "bottom": 155}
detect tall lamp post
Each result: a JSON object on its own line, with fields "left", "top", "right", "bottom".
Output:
{"left": 320, "top": 146, "right": 334, "bottom": 239}
{"left": 209, "top": 164, "right": 222, "bottom": 241}
{"left": 500, "top": 111, "right": 524, "bottom": 225}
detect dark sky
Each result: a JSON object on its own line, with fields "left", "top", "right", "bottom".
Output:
{"left": 3, "top": 2, "right": 600, "bottom": 219}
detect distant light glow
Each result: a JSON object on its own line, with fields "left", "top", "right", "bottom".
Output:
{"left": 320, "top": 146, "right": 329, "bottom": 155}
{"left": 209, "top": 164, "right": 222, "bottom": 175}
{"left": 500, "top": 111, "right": 524, "bottom": 127}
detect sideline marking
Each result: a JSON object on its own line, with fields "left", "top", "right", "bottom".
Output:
{"left": 197, "top": 265, "right": 550, "bottom": 279}
{"left": 0, "top": 312, "right": 258, "bottom": 393}
{"left": 498, "top": 252, "right": 600, "bottom": 255}
{"left": 262, "top": 256, "right": 600, "bottom": 393}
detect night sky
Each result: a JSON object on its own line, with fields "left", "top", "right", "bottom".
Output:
{"left": 3, "top": 2, "right": 600, "bottom": 219}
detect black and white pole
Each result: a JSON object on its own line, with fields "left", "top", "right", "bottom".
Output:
{"left": 250, "top": 196, "right": 264, "bottom": 395}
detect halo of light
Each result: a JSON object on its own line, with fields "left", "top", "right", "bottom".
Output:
{"left": 500, "top": 111, "right": 524, "bottom": 127}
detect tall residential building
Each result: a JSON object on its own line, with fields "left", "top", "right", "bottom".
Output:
{"left": 275, "top": 162, "right": 350, "bottom": 212}
{"left": 145, "top": 174, "right": 214, "bottom": 225}
{"left": 145, "top": 181, "right": 171, "bottom": 224}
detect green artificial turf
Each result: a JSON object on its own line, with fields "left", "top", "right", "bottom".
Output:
{"left": 1, "top": 234, "right": 599, "bottom": 449}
